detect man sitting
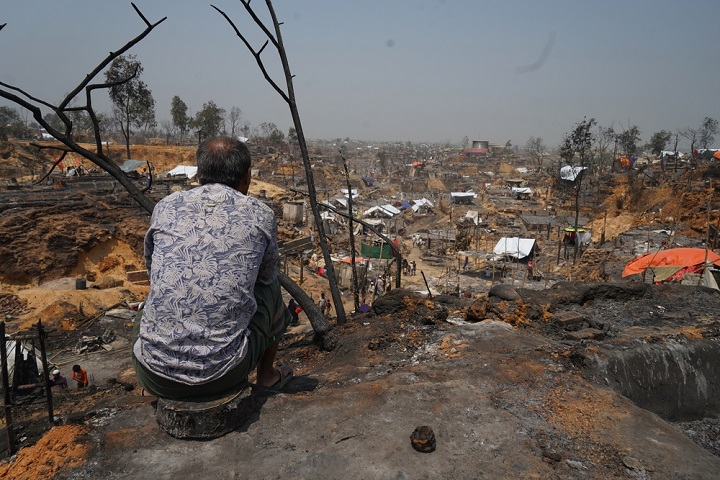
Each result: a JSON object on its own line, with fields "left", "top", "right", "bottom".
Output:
{"left": 133, "top": 137, "right": 293, "bottom": 399}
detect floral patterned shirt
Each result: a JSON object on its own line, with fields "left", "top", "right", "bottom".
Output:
{"left": 133, "top": 183, "right": 279, "bottom": 384}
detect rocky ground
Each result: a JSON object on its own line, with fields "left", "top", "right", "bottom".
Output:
{"left": 0, "top": 139, "right": 719, "bottom": 478}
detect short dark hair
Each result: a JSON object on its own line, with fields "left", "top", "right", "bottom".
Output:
{"left": 72, "top": 364, "right": 81, "bottom": 372}
{"left": 196, "top": 136, "right": 251, "bottom": 187}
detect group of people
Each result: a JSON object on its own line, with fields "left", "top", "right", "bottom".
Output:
{"left": 401, "top": 259, "right": 417, "bottom": 276}
{"left": 316, "top": 292, "right": 332, "bottom": 317}
{"left": 49, "top": 364, "right": 89, "bottom": 390}
{"left": 287, "top": 292, "right": 333, "bottom": 327}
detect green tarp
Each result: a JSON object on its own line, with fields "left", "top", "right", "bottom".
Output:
{"left": 361, "top": 242, "right": 394, "bottom": 259}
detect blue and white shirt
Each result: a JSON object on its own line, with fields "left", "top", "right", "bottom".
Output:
{"left": 133, "top": 183, "right": 279, "bottom": 384}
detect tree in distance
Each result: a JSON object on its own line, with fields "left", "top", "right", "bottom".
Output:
{"left": 170, "top": 96, "right": 189, "bottom": 144}
{"left": 525, "top": 136, "right": 546, "bottom": 167}
{"left": 105, "top": 54, "right": 156, "bottom": 159}
{"left": 191, "top": 100, "right": 225, "bottom": 142}
{"left": 648, "top": 130, "right": 672, "bottom": 156}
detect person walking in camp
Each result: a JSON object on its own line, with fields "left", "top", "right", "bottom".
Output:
{"left": 317, "top": 292, "right": 328, "bottom": 317}
{"left": 287, "top": 298, "right": 301, "bottom": 326}
{"left": 527, "top": 260, "right": 534, "bottom": 280}
{"left": 324, "top": 296, "right": 333, "bottom": 317}
{"left": 375, "top": 276, "right": 385, "bottom": 297}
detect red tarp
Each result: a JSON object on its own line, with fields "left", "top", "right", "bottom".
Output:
{"left": 622, "top": 248, "right": 720, "bottom": 277}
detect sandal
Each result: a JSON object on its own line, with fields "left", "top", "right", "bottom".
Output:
{"left": 255, "top": 365, "right": 293, "bottom": 392}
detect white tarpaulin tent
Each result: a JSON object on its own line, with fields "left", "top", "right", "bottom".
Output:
{"left": 120, "top": 159, "right": 146, "bottom": 173}
{"left": 4, "top": 336, "right": 50, "bottom": 388}
{"left": 167, "top": 165, "right": 198, "bottom": 179}
{"left": 341, "top": 189, "right": 359, "bottom": 199}
{"left": 364, "top": 204, "right": 400, "bottom": 218}
{"left": 493, "top": 237, "right": 536, "bottom": 259}
{"left": 511, "top": 187, "right": 532, "bottom": 196}
{"left": 465, "top": 210, "right": 483, "bottom": 224}
{"left": 560, "top": 166, "right": 587, "bottom": 182}
{"left": 450, "top": 191, "right": 477, "bottom": 204}
{"left": 412, "top": 198, "right": 434, "bottom": 212}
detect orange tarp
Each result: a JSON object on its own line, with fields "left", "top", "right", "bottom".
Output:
{"left": 714, "top": 150, "right": 720, "bottom": 159}
{"left": 622, "top": 248, "right": 720, "bottom": 277}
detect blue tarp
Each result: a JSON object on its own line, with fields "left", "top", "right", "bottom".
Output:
{"left": 400, "top": 201, "right": 412, "bottom": 209}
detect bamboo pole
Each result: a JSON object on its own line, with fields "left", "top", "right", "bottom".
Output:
{"left": 37, "top": 320, "right": 54, "bottom": 424}
{"left": 0, "top": 322, "right": 17, "bottom": 455}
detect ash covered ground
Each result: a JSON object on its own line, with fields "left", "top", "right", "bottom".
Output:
{"left": 1, "top": 139, "right": 719, "bottom": 478}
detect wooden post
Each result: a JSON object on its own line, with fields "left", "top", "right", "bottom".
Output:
{"left": 421, "top": 271, "right": 433, "bottom": 299}
{"left": 557, "top": 237, "right": 561, "bottom": 266}
{"left": 298, "top": 254, "right": 304, "bottom": 285}
{"left": 37, "top": 320, "right": 54, "bottom": 424}
{"left": 0, "top": 322, "right": 17, "bottom": 455}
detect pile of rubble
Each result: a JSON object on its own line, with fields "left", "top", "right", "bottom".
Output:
{"left": 0, "top": 293, "right": 30, "bottom": 319}
{"left": 73, "top": 329, "right": 116, "bottom": 354}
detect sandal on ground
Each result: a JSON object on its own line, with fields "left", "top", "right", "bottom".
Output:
{"left": 254, "top": 365, "right": 293, "bottom": 392}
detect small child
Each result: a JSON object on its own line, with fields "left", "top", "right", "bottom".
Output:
{"left": 72, "top": 364, "right": 89, "bottom": 389}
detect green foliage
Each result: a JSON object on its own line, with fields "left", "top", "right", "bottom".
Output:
{"left": 171, "top": 96, "right": 189, "bottom": 140}
{"left": 0, "top": 106, "right": 24, "bottom": 140}
{"left": 699, "top": 117, "right": 718, "bottom": 149}
{"left": 560, "top": 117, "right": 596, "bottom": 164}
{"left": 648, "top": 130, "right": 672, "bottom": 156}
{"left": 105, "top": 54, "right": 156, "bottom": 156}
{"left": 191, "top": 100, "right": 225, "bottom": 140}
{"left": 287, "top": 127, "right": 298, "bottom": 145}
{"left": 254, "top": 121, "right": 284, "bottom": 145}
{"left": 42, "top": 112, "right": 65, "bottom": 133}
{"left": 617, "top": 125, "right": 641, "bottom": 157}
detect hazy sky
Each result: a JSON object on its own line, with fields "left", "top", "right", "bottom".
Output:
{"left": 2, "top": 1, "right": 719, "bottom": 148}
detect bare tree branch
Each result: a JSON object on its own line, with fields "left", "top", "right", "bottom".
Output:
{"left": 0, "top": 5, "right": 164, "bottom": 213}
{"left": 212, "top": 1, "right": 348, "bottom": 324}
{"left": 3, "top": 4, "right": 336, "bottom": 346}
{"left": 58, "top": 12, "right": 165, "bottom": 110}
{"left": 131, "top": 2, "right": 152, "bottom": 27}
{"left": 211, "top": 4, "right": 290, "bottom": 104}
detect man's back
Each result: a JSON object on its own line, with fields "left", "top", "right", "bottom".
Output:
{"left": 136, "top": 183, "right": 279, "bottom": 384}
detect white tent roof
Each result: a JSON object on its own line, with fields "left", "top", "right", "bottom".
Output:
{"left": 364, "top": 218, "right": 384, "bottom": 226}
{"left": 411, "top": 198, "right": 434, "bottom": 212}
{"left": 450, "top": 191, "right": 477, "bottom": 198}
{"left": 559, "top": 166, "right": 587, "bottom": 182}
{"left": 511, "top": 187, "right": 532, "bottom": 194}
{"left": 167, "top": 165, "right": 198, "bottom": 179}
{"left": 465, "top": 210, "right": 482, "bottom": 224}
{"left": 364, "top": 204, "right": 400, "bottom": 217}
{"left": 493, "top": 237, "right": 536, "bottom": 259}
{"left": 341, "top": 189, "right": 359, "bottom": 199}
